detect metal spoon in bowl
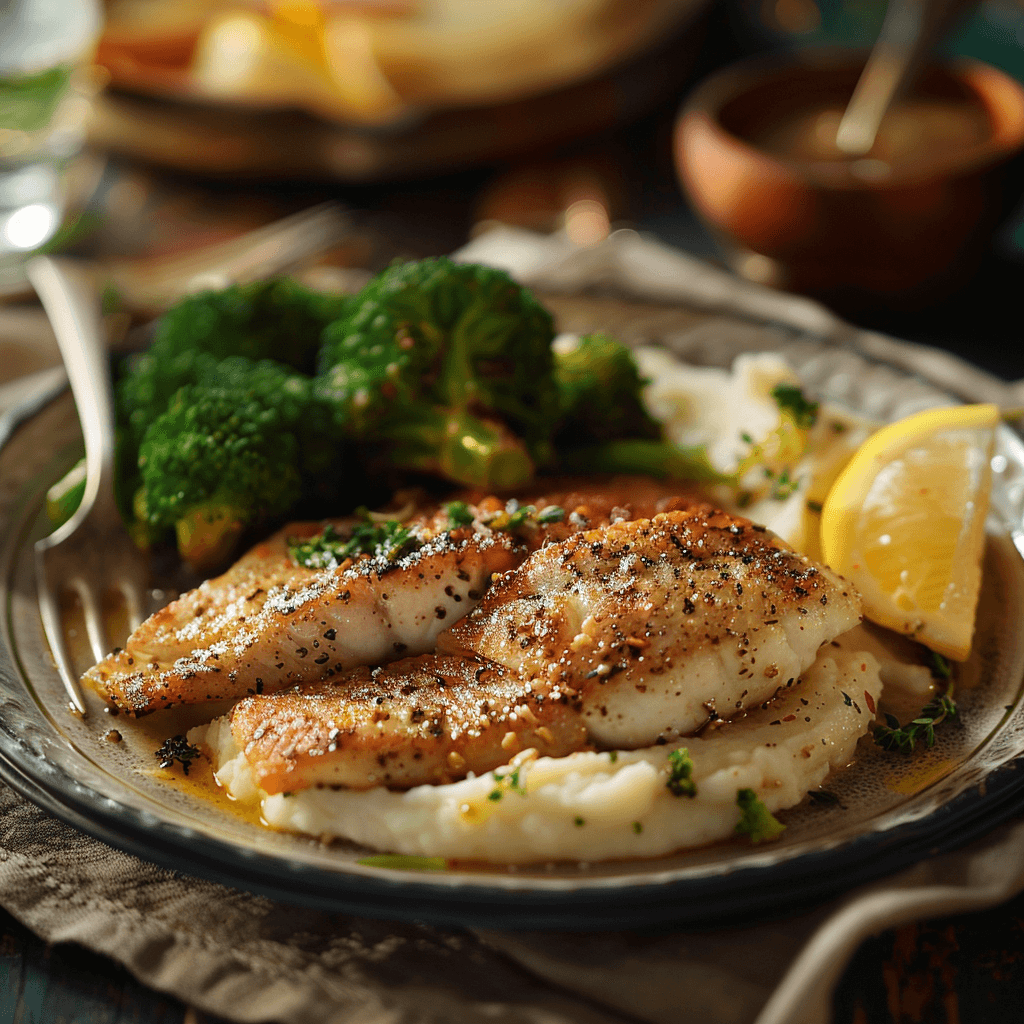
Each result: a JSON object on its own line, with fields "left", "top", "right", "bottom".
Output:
{"left": 835, "top": 0, "right": 976, "bottom": 156}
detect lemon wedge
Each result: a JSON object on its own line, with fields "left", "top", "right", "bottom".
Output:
{"left": 820, "top": 403, "right": 999, "bottom": 660}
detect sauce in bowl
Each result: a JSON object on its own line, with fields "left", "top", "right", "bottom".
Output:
{"left": 749, "top": 96, "right": 992, "bottom": 170}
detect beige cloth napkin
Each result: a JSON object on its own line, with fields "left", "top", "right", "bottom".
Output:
{"left": 2, "top": 230, "right": 1024, "bottom": 1024}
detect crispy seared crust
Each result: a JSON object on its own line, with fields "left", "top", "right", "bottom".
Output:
{"left": 221, "top": 506, "right": 862, "bottom": 793}
{"left": 440, "top": 508, "right": 862, "bottom": 746}
{"left": 87, "top": 530, "right": 523, "bottom": 714}
{"left": 230, "top": 653, "right": 587, "bottom": 793}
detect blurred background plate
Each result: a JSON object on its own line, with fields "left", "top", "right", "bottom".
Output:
{"left": 87, "top": 0, "right": 712, "bottom": 179}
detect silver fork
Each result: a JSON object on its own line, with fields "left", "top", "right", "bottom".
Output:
{"left": 27, "top": 256, "right": 146, "bottom": 715}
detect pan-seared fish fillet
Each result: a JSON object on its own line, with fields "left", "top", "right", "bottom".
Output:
{"left": 87, "top": 530, "right": 522, "bottom": 714}
{"left": 440, "top": 508, "right": 862, "bottom": 748}
{"left": 227, "top": 654, "right": 587, "bottom": 794}
{"left": 205, "top": 506, "right": 861, "bottom": 795}
{"left": 85, "top": 477, "right": 700, "bottom": 714}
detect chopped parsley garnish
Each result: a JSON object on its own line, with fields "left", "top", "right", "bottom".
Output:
{"left": 666, "top": 748, "right": 697, "bottom": 797}
{"left": 734, "top": 788, "right": 785, "bottom": 843}
{"left": 357, "top": 855, "right": 448, "bottom": 871}
{"left": 731, "top": 384, "right": 817, "bottom": 505}
{"left": 443, "top": 500, "right": 475, "bottom": 529}
{"left": 771, "top": 468, "right": 800, "bottom": 500}
{"left": 574, "top": 816, "right": 586, "bottom": 827}
{"left": 484, "top": 501, "right": 565, "bottom": 533}
{"left": 289, "top": 498, "right": 568, "bottom": 570}
{"left": 873, "top": 694, "right": 958, "bottom": 753}
{"left": 632, "top": 821, "right": 643, "bottom": 834}
{"left": 772, "top": 383, "right": 819, "bottom": 429}
{"left": 155, "top": 735, "right": 202, "bottom": 775}
{"left": 289, "top": 518, "right": 422, "bottom": 569}
{"left": 488, "top": 764, "right": 528, "bottom": 801}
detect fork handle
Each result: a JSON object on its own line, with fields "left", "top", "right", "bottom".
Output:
{"left": 27, "top": 257, "right": 119, "bottom": 521}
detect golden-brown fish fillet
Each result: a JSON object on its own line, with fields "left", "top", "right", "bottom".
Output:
{"left": 228, "top": 654, "right": 588, "bottom": 794}
{"left": 86, "top": 477, "right": 701, "bottom": 714}
{"left": 210, "top": 505, "right": 861, "bottom": 795}
{"left": 439, "top": 508, "right": 862, "bottom": 747}
{"left": 87, "top": 530, "right": 523, "bottom": 714}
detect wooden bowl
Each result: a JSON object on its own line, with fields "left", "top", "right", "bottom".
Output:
{"left": 674, "top": 52, "right": 1024, "bottom": 308}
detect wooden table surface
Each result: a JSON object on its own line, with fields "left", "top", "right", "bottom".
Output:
{"left": 5, "top": 12, "right": 1024, "bottom": 1020}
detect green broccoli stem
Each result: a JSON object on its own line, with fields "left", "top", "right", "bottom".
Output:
{"left": 174, "top": 500, "right": 247, "bottom": 572}
{"left": 382, "top": 407, "right": 535, "bottom": 489}
{"left": 437, "top": 315, "right": 477, "bottom": 410}
{"left": 557, "top": 439, "right": 731, "bottom": 485}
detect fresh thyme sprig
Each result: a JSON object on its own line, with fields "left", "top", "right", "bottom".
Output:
{"left": 873, "top": 694, "right": 958, "bottom": 753}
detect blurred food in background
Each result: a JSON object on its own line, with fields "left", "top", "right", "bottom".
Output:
{"left": 97, "top": 0, "right": 707, "bottom": 124}
{"left": 87, "top": 0, "right": 714, "bottom": 180}
{"left": 474, "top": 154, "right": 623, "bottom": 243}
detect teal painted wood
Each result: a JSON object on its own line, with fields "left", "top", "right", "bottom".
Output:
{"left": 0, "top": 908, "right": 233, "bottom": 1024}
{"left": 0, "top": 913, "right": 27, "bottom": 1024}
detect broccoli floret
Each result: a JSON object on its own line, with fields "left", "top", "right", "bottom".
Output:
{"left": 117, "top": 348, "right": 220, "bottom": 448}
{"left": 315, "top": 258, "right": 560, "bottom": 488}
{"left": 137, "top": 384, "right": 303, "bottom": 570}
{"left": 153, "top": 278, "right": 350, "bottom": 373}
{"left": 111, "top": 279, "right": 358, "bottom": 564}
{"left": 119, "top": 352, "right": 349, "bottom": 542}
{"left": 553, "top": 333, "right": 661, "bottom": 445}
{"left": 378, "top": 404, "right": 535, "bottom": 489}
{"left": 131, "top": 358, "right": 351, "bottom": 568}
{"left": 118, "top": 278, "right": 345, "bottom": 447}
{"left": 192, "top": 357, "right": 343, "bottom": 504}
